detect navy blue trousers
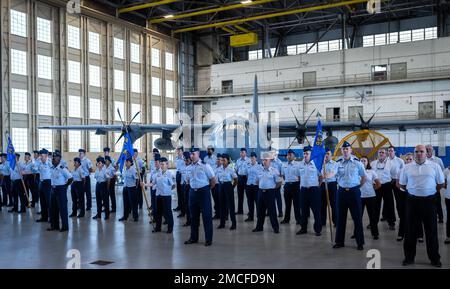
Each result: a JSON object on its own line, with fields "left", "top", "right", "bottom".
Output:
{"left": 283, "top": 182, "right": 300, "bottom": 223}
{"left": 335, "top": 187, "right": 364, "bottom": 246}
{"left": 275, "top": 187, "right": 283, "bottom": 216}
{"left": 95, "top": 182, "right": 109, "bottom": 218}
{"left": 39, "top": 179, "right": 51, "bottom": 221}
{"left": 219, "top": 182, "right": 236, "bottom": 226}
{"left": 256, "top": 189, "right": 279, "bottom": 232}
{"left": 299, "top": 186, "right": 322, "bottom": 233}
{"left": 245, "top": 184, "right": 258, "bottom": 219}
{"left": 237, "top": 175, "right": 246, "bottom": 214}
{"left": 184, "top": 184, "right": 191, "bottom": 223}
{"left": 71, "top": 181, "right": 85, "bottom": 215}
{"left": 189, "top": 186, "right": 213, "bottom": 242}
{"left": 1, "top": 176, "right": 12, "bottom": 205}
{"left": 84, "top": 176, "right": 92, "bottom": 209}
{"left": 155, "top": 195, "right": 174, "bottom": 231}
{"left": 50, "top": 185, "right": 69, "bottom": 230}
{"left": 12, "top": 179, "right": 27, "bottom": 211}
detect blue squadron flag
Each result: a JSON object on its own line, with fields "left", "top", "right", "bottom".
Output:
{"left": 117, "top": 133, "right": 134, "bottom": 173}
{"left": 310, "top": 116, "right": 326, "bottom": 173}
{"left": 6, "top": 136, "right": 16, "bottom": 170}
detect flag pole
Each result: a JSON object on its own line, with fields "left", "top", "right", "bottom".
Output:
{"left": 133, "top": 158, "right": 155, "bottom": 227}
{"left": 322, "top": 159, "right": 333, "bottom": 243}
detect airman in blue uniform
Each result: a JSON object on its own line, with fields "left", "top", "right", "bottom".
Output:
{"left": 93, "top": 157, "right": 110, "bottom": 220}
{"left": 184, "top": 147, "right": 216, "bottom": 246}
{"left": 10, "top": 153, "right": 27, "bottom": 213}
{"left": 212, "top": 153, "right": 222, "bottom": 219}
{"left": 253, "top": 152, "right": 282, "bottom": 234}
{"left": 281, "top": 149, "right": 301, "bottom": 225}
{"left": 174, "top": 146, "right": 186, "bottom": 217}
{"left": 79, "top": 149, "right": 93, "bottom": 211}
{"left": 217, "top": 154, "right": 238, "bottom": 230}
{"left": 22, "top": 152, "right": 35, "bottom": 207}
{"left": 31, "top": 150, "right": 41, "bottom": 207}
{"left": 242, "top": 152, "right": 262, "bottom": 222}
{"left": 120, "top": 158, "right": 139, "bottom": 222}
{"left": 70, "top": 157, "right": 85, "bottom": 218}
{"left": 271, "top": 152, "right": 284, "bottom": 218}
{"left": 152, "top": 157, "right": 175, "bottom": 233}
{"left": 181, "top": 151, "right": 192, "bottom": 226}
{"left": 203, "top": 145, "right": 217, "bottom": 167}
{"left": 333, "top": 141, "right": 367, "bottom": 250}
{"left": 0, "top": 153, "right": 13, "bottom": 207}
{"left": 35, "top": 149, "right": 52, "bottom": 223}
{"left": 321, "top": 148, "right": 338, "bottom": 226}
{"left": 133, "top": 149, "right": 145, "bottom": 209}
{"left": 48, "top": 151, "right": 73, "bottom": 232}
{"left": 105, "top": 156, "right": 117, "bottom": 213}
{"left": 297, "top": 146, "right": 322, "bottom": 236}
{"left": 235, "top": 148, "right": 250, "bottom": 215}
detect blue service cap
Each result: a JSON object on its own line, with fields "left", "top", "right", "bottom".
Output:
{"left": 126, "top": 157, "right": 133, "bottom": 163}
{"left": 104, "top": 156, "right": 111, "bottom": 162}
{"left": 183, "top": 151, "right": 191, "bottom": 159}
{"left": 217, "top": 153, "right": 222, "bottom": 158}
{"left": 153, "top": 148, "right": 159, "bottom": 153}
{"left": 240, "top": 148, "right": 247, "bottom": 152}
{"left": 325, "top": 147, "right": 331, "bottom": 152}
{"left": 33, "top": 150, "right": 39, "bottom": 154}
{"left": 96, "top": 157, "right": 105, "bottom": 164}
{"left": 287, "top": 149, "right": 296, "bottom": 155}
{"left": 39, "top": 148, "right": 49, "bottom": 155}
{"left": 25, "top": 152, "right": 31, "bottom": 156}
{"left": 78, "top": 148, "right": 86, "bottom": 153}
{"left": 159, "top": 157, "right": 168, "bottom": 162}
{"left": 250, "top": 152, "right": 257, "bottom": 158}
{"left": 190, "top": 147, "right": 200, "bottom": 153}
{"left": 133, "top": 148, "right": 138, "bottom": 153}
{"left": 74, "top": 157, "right": 81, "bottom": 163}
{"left": 342, "top": 141, "right": 351, "bottom": 148}
{"left": 221, "top": 153, "right": 230, "bottom": 161}
{"left": 53, "top": 151, "right": 61, "bottom": 158}
{"left": 15, "top": 153, "right": 20, "bottom": 157}
{"left": 303, "top": 146, "right": 312, "bottom": 152}
{"left": 103, "top": 147, "right": 110, "bottom": 152}
{"left": 154, "top": 153, "right": 161, "bottom": 161}
{"left": 0, "top": 153, "right": 6, "bottom": 157}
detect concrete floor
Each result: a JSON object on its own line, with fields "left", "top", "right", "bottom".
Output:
{"left": 0, "top": 185, "right": 448, "bottom": 269}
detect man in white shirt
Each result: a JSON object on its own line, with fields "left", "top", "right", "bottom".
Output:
{"left": 425, "top": 144, "right": 444, "bottom": 223}
{"left": 387, "top": 146, "right": 406, "bottom": 240}
{"left": 400, "top": 144, "right": 444, "bottom": 267}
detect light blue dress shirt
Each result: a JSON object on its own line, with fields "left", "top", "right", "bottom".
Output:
{"left": 50, "top": 163, "right": 72, "bottom": 186}
{"left": 282, "top": 161, "right": 300, "bottom": 183}
{"left": 244, "top": 162, "right": 263, "bottom": 185}
{"left": 10, "top": 162, "right": 25, "bottom": 181}
{"left": 217, "top": 165, "right": 237, "bottom": 183}
{"left": 299, "top": 160, "right": 321, "bottom": 188}
{"left": 323, "top": 160, "right": 338, "bottom": 183}
{"left": 271, "top": 158, "right": 283, "bottom": 174}
{"left": 80, "top": 157, "right": 92, "bottom": 177}
{"left": 175, "top": 156, "right": 185, "bottom": 172}
{"left": 123, "top": 166, "right": 137, "bottom": 188}
{"left": 188, "top": 161, "right": 215, "bottom": 189}
{"left": 22, "top": 160, "right": 34, "bottom": 175}
{"left": 94, "top": 167, "right": 109, "bottom": 183}
{"left": 72, "top": 167, "right": 84, "bottom": 182}
{"left": 203, "top": 154, "right": 217, "bottom": 168}
{"left": 37, "top": 159, "right": 52, "bottom": 180}
{"left": 236, "top": 157, "right": 251, "bottom": 176}
{"left": 335, "top": 156, "right": 367, "bottom": 188}
{"left": 1, "top": 161, "right": 11, "bottom": 176}
{"left": 106, "top": 164, "right": 116, "bottom": 180}
{"left": 257, "top": 166, "right": 282, "bottom": 190}
{"left": 155, "top": 170, "right": 174, "bottom": 196}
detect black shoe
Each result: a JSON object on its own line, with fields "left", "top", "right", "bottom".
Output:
{"left": 380, "top": 218, "right": 386, "bottom": 222}
{"left": 366, "top": 224, "right": 371, "bottom": 229}
{"left": 104, "top": 216, "right": 109, "bottom": 220}
{"left": 244, "top": 218, "right": 253, "bottom": 222}
{"left": 333, "top": 243, "right": 344, "bottom": 249}
{"left": 431, "top": 261, "right": 442, "bottom": 268}
{"left": 278, "top": 213, "right": 283, "bottom": 218}
{"left": 236, "top": 211, "right": 243, "bottom": 215}
{"left": 184, "top": 239, "right": 198, "bottom": 245}
{"left": 402, "top": 259, "right": 414, "bottom": 266}
{"left": 110, "top": 209, "right": 116, "bottom": 213}
{"left": 252, "top": 228, "right": 263, "bottom": 232}
{"left": 69, "top": 213, "right": 76, "bottom": 218}
{"left": 204, "top": 241, "right": 212, "bottom": 246}
{"left": 357, "top": 245, "right": 364, "bottom": 251}
{"left": 177, "top": 214, "right": 185, "bottom": 218}
{"left": 86, "top": 208, "right": 91, "bottom": 211}
{"left": 217, "top": 225, "right": 225, "bottom": 229}
{"left": 152, "top": 229, "right": 161, "bottom": 233}
{"left": 17, "top": 209, "right": 26, "bottom": 213}
{"left": 315, "top": 232, "right": 321, "bottom": 236}
{"left": 36, "top": 211, "right": 42, "bottom": 214}
{"left": 418, "top": 238, "right": 424, "bottom": 243}
{"left": 350, "top": 235, "right": 355, "bottom": 239}
{"left": 388, "top": 225, "right": 396, "bottom": 231}
{"left": 444, "top": 239, "right": 450, "bottom": 245}
{"left": 373, "top": 235, "right": 379, "bottom": 240}
{"left": 8, "top": 209, "right": 16, "bottom": 213}
{"left": 92, "top": 214, "right": 100, "bottom": 220}
{"left": 280, "top": 220, "right": 289, "bottom": 224}
{"left": 438, "top": 219, "right": 444, "bottom": 224}
{"left": 163, "top": 221, "right": 168, "bottom": 225}
{"left": 77, "top": 214, "right": 84, "bottom": 218}
{"left": 296, "top": 229, "right": 307, "bottom": 235}
{"left": 133, "top": 218, "right": 138, "bottom": 222}
{"left": 296, "top": 221, "right": 300, "bottom": 225}
{"left": 167, "top": 228, "right": 173, "bottom": 234}
{"left": 183, "top": 222, "right": 191, "bottom": 227}
{"left": 274, "top": 229, "right": 279, "bottom": 234}
{"left": 173, "top": 207, "right": 180, "bottom": 212}
{"left": 46, "top": 227, "right": 57, "bottom": 231}
{"left": 36, "top": 218, "right": 48, "bottom": 223}
{"left": 119, "top": 217, "right": 127, "bottom": 222}
{"left": 229, "top": 225, "right": 236, "bottom": 230}
{"left": 397, "top": 236, "right": 404, "bottom": 242}
{"left": 213, "top": 215, "right": 220, "bottom": 220}
{"left": 59, "top": 228, "right": 68, "bottom": 232}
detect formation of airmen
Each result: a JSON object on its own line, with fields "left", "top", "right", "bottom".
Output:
{"left": 0, "top": 141, "right": 448, "bottom": 267}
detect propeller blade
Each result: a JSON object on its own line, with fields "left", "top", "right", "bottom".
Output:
{"left": 117, "top": 109, "right": 126, "bottom": 127}
{"left": 129, "top": 111, "right": 141, "bottom": 124}
{"left": 291, "top": 108, "right": 301, "bottom": 127}
{"left": 303, "top": 108, "right": 316, "bottom": 126}
{"left": 114, "top": 133, "right": 125, "bottom": 146}
{"left": 358, "top": 111, "right": 365, "bottom": 124}
{"left": 366, "top": 106, "right": 381, "bottom": 124}
{"left": 287, "top": 138, "right": 297, "bottom": 149}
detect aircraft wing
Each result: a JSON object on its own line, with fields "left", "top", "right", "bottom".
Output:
{"left": 39, "top": 124, "right": 181, "bottom": 133}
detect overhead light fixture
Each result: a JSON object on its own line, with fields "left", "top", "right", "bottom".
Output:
{"left": 164, "top": 14, "right": 174, "bottom": 18}
{"left": 241, "top": 0, "right": 252, "bottom": 4}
